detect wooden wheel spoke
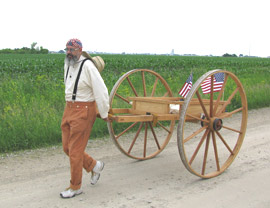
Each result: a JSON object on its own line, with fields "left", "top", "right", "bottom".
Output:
{"left": 157, "top": 121, "right": 171, "bottom": 133}
{"left": 202, "top": 132, "right": 211, "bottom": 175}
{"left": 219, "top": 107, "right": 243, "bottom": 119}
{"left": 126, "top": 76, "right": 138, "bottom": 97}
{"left": 186, "top": 113, "right": 210, "bottom": 123}
{"left": 151, "top": 77, "right": 159, "bottom": 97}
{"left": 128, "top": 122, "right": 144, "bottom": 154}
{"left": 115, "top": 93, "right": 131, "bottom": 104}
{"left": 222, "top": 125, "right": 242, "bottom": 134}
{"left": 163, "top": 91, "right": 169, "bottom": 97}
{"left": 184, "top": 126, "right": 208, "bottom": 143}
{"left": 149, "top": 122, "right": 161, "bottom": 150}
{"left": 115, "top": 122, "right": 139, "bottom": 139}
{"left": 211, "top": 131, "right": 220, "bottom": 171}
{"left": 216, "top": 87, "right": 239, "bottom": 116}
{"left": 189, "top": 129, "right": 210, "bottom": 165}
{"left": 141, "top": 71, "right": 147, "bottom": 96}
{"left": 213, "top": 74, "right": 228, "bottom": 116}
{"left": 215, "top": 131, "right": 234, "bottom": 154}
{"left": 196, "top": 91, "right": 210, "bottom": 120}
{"left": 143, "top": 122, "right": 148, "bottom": 157}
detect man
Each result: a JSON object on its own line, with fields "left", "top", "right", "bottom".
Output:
{"left": 60, "top": 38, "right": 110, "bottom": 198}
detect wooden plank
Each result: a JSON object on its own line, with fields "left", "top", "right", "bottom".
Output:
{"left": 111, "top": 113, "right": 179, "bottom": 123}
{"left": 134, "top": 100, "right": 170, "bottom": 114}
{"left": 128, "top": 97, "right": 226, "bottom": 106}
{"left": 128, "top": 97, "right": 184, "bottom": 105}
{"left": 110, "top": 108, "right": 130, "bottom": 114}
{"left": 113, "top": 115, "right": 153, "bottom": 123}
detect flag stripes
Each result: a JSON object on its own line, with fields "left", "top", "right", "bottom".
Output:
{"left": 201, "top": 72, "right": 224, "bottom": 94}
{"left": 179, "top": 73, "right": 193, "bottom": 98}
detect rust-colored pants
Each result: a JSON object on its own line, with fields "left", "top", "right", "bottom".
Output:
{"left": 61, "top": 101, "right": 97, "bottom": 190}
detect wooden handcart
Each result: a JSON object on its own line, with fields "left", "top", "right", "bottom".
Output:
{"left": 107, "top": 69, "right": 248, "bottom": 178}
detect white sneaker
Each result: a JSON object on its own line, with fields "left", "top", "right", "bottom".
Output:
{"left": 91, "top": 161, "right": 105, "bottom": 185}
{"left": 60, "top": 187, "right": 83, "bottom": 198}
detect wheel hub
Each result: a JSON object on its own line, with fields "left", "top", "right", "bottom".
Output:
{"left": 213, "top": 118, "right": 223, "bottom": 131}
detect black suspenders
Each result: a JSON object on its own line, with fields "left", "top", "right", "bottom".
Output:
{"left": 65, "top": 58, "right": 91, "bottom": 102}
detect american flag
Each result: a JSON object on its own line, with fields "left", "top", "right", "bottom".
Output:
{"left": 201, "top": 72, "right": 224, "bottom": 94}
{"left": 178, "top": 73, "right": 193, "bottom": 98}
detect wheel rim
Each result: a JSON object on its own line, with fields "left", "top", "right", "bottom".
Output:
{"left": 108, "top": 69, "right": 175, "bottom": 160}
{"left": 177, "top": 69, "right": 248, "bottom": 178}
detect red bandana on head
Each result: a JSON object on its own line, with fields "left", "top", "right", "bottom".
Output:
{"left": 66, "top": 38, "right": 83, "bottom": 49}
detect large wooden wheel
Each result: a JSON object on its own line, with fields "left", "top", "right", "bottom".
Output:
{"left": 107, "top": 69, "right": 175, "bottom": 160}
{"left": 177, "top": 69, "right": 248, "bottom": 178}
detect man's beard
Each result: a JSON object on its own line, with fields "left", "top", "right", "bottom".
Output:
{"left": 65, "top": 54, "right": 79, "bottom": 67}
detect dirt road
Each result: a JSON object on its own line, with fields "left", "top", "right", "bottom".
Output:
{"left": 0, "top": 107, "right": 270, "bottom": 208}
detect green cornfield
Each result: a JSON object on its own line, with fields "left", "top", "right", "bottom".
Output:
{"left": 0, "top": 54, "right": 270, "bottom": 153}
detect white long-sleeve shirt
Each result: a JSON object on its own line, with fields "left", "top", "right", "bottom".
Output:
{"left": 64, "top": 54, "right": 109, "bottom": 118}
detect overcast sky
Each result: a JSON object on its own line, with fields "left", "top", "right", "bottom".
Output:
{"left": 1, "top": 0, "right": 270, "bottom": 57}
